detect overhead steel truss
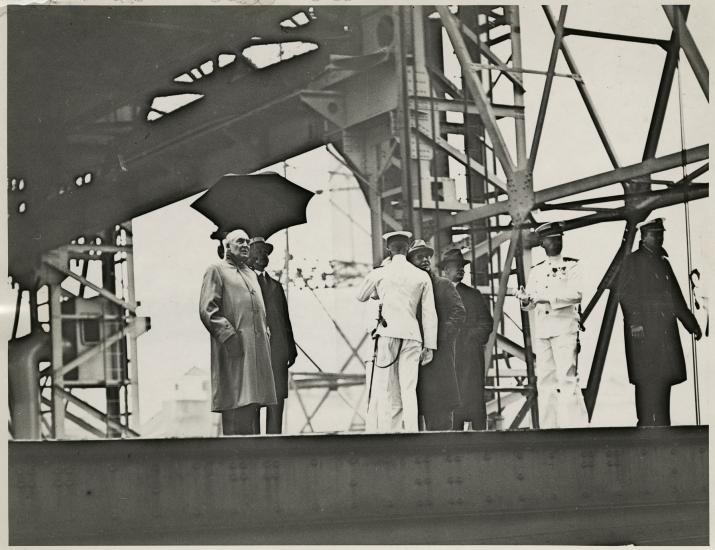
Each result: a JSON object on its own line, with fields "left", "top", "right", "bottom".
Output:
{"left": 330, "top": 4, "right": 708, "bottom": 428}
{"left": 7, "top": 5, "right": 709, "bottom": 438}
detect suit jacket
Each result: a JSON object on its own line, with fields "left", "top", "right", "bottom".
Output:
{"left": 417, "top": 275, "right": 466, "bottom": 415}
{"left": 356, "top": 255, "right": 438, "bottom": 349}
{"left": 617, "top": 244, "right": 699, "bottom": 386}
{"left": 256, "top": 271, "right": 297, "bottom": 399}
{"left": 454, "top": 282, "right": 492, "bottom": 410}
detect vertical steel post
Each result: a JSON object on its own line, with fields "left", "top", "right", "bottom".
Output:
{"left": 395, "top": 6, "right": 416, "bottom": 237}
{"left": 123, "top": 222, "right": 141, "bottom": 430}
{"left": 49, "top": 282, "right": 65, "bottom": 439}
{"left": 101, "top": 229, "right": 122, "bottom": 438}
{"left": 509, "top": 6, "right": 539, "bottom": 428}
{"left": 509, "top": 6, "right": 527, "bottom": 169}
{"left": 410, "top": 5, "right": 426, "bottom": 239}
{"left": 369, "top": 146, "right": 385, "bottom": 266}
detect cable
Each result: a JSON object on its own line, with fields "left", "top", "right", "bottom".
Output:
{"left": 675, "top": 45, "right": 700, "bottom": 425}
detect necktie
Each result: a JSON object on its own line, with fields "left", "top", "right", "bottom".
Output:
{"left": 258, "top": 272, "right": 268, "bottom": 293}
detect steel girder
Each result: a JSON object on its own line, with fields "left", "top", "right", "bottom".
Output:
{"left": 7, "top": 6, "right": 365, "bottom": 287}
{"left": 9, "top": 427, "right": 708, "bottom": 545}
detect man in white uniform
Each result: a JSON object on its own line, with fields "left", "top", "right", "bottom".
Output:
{"left": 517, "top": 222, "right": 588, "bottom": 429}
{"left": 357, "top": 231, "right": 438, "bottom": 432}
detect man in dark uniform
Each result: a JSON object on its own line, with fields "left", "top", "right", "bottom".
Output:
{"left": 407, "top": 240, "right": 466, "bottom": 430}
{"left": 248, "top": 237, "right": 297, "bottom": 433}
{"left": 617, "top": 218, "right": 701, "bottom": 426}
{"left": 439, "top": 248, "right": 493, "bottom": 430}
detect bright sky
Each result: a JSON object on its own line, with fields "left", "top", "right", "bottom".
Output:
{"left": 131, "top": 3, "right": 713, "bottom": 426}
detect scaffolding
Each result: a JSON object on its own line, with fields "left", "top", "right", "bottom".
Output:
{"left": 330, "top": 5, "right": 708, "bottom": 429}
{"left": 7, "top": 5, "right": 708, "bottom": 437}
{"left": 9, "top": 223, "right": 148, "bottom": 439}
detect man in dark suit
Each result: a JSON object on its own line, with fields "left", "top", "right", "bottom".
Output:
{"left": 407, "top": 240, "right": 466, "bottom": 430}
{"left": 617, "top": 218, "right": 701, "bottom": 426}
{"left": 248, "top": 237, "right": 298, "bottom": 433}
{"left": 439, "top": 248, "right": 493, "bottom": 430}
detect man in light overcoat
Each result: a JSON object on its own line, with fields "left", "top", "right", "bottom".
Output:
{"left": 199, "top": 228, "right": 277, "bottom": 435}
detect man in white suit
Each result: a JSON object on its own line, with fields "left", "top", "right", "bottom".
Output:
{"left": 517, "top": 222, "right": 588, "bottom": 428}
{"left": 357, "top": 231, "right": 438, "bottom": 432}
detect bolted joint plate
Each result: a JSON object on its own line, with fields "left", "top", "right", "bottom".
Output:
{"left": 299, "top": 90, "right": 347, "bottom": 129}
{"left": 507, "top": 169, "right": 535, "bottom": 224}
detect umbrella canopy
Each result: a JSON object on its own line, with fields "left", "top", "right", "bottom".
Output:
{"left": 191, "top": 173, "right": 315, "bottom": 238}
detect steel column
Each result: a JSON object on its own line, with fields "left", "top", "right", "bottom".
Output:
{"left": 509, "top": 6, "right": 538, "bottom": 428}
{"left": 122, "top": 222, "right": 141, "bottom": 429}
{"left": 49, "top": 283, "right": 65, "bottom": 439}
{"left": 395, "top": 6, "right": 416, "bottom": 236}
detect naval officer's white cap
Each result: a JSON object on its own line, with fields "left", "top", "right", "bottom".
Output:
{"left": 535, "top": 221, "right": 565, "bottom": 238}
{"left": 382, "top": 230, "right": 412, "bottom": 244}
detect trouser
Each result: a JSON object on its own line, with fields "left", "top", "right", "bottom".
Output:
{"left": 221, "top": 404, "right": 260, "bottom": 435}
{"left": 366, "top": 336, "right": 422, "bottom": 432}
{"left": 421, "top": 409, "right": 454, "bottom": 431}
{"left": 533, "top": 332, "right": 588, "bottom": 429}
{"left": 265, "top": 399, "right": 285, "bottom": 434}
{"left": 634, "top": 382, "right": 671, "bottom": 427}
{"left": 239, "top": 400, "right": 284, "bottom": 434}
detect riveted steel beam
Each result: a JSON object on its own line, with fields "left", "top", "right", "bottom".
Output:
{"left": 453, "top": 144, "right": 708, "bottom": 225}
{"left": 9, "top": 427, "right": 708, "bottom": 545}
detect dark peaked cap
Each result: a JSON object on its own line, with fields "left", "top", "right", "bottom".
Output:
{"left": 637, "top": 217, "right": 666, "bottom": 233}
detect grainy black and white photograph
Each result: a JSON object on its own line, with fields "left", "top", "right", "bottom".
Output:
{"left": 4, "top": 1, "right": 712, "bottom": 545}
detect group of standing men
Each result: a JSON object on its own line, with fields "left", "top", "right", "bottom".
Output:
{"left": 198, "top": 218, "right": 702, "bottom": 436}
{"left": 358, "top": 216, "right": 702, "bottom": 433}
{"left": 357, "top": 231, "right": 492, "bottom": 432}
{"left": 199, "top": 229, "right": 297, "bottom": 436}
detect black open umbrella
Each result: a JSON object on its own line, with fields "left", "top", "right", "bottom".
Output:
{"left": 191, "top": 172, "right": 315, "bottom": 239}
